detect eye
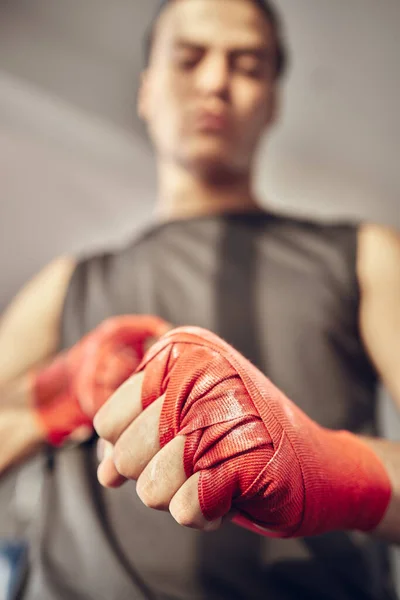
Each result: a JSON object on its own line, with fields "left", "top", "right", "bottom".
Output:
{"left": 173, "top": 49, "right": 203, "bottom": 71}
{"left": 234, "top": 56, "right": 263, "bottom": 77}
{"left": 232, "top": 53, "right": 269, "bottom": 79}
{"left": 178, "top": 57, "right": 200, "bottom": 70}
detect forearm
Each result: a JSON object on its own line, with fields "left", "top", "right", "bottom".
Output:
{"left": 1, "top": 368, "right": 92, "bottom": 448}
{"left": 361, "top": 437, "right": 400, "bottom": 544}
{"left": 2, "top": 316, "right": 170, "bottom": 449}
{"left": 0, "top": 375, "right": 32, "bottom": 409}
{"left": 0, "top": 376, "right": 45, "bottom": 475}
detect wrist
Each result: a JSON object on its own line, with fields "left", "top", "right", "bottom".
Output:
{"left": 298, "top": 428, "right": 392, "bottom": 537}
{"left": 31, "top": 356, "right": 91, "bottom": 446}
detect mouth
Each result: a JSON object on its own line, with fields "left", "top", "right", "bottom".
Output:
{"left": 194, "top": 111, "right": 230, "bottom": 134}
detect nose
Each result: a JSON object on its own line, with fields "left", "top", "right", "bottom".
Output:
{"left": 195, "top": 52, "right": 230, "bottom": 101}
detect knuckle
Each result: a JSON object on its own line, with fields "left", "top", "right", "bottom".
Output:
{"left": 93, "top": 411, "right": 110, "bottom": 439}
{"left": 136, "top": 479, "right": 169, "bottom": 511}
{"left": 113, "top": 444, "right": 137, "bottom": 479}
{"left": 170, "top": 504, "right": 198, "bottom": 529}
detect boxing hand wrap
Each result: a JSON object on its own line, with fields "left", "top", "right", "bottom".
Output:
{"left": 31, "top": 315, "right": 170, "bottom": 446}
{"left": 138, "top": 327, "right": 392, "bottom": 538}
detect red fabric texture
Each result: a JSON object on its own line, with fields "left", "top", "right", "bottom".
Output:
{"left": 32, "top": 315, "right": 170, "bottom": 446}
{"left": 138, "top": 327, "right": 392, "bottom": 538}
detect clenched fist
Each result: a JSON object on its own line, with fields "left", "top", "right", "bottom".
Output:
{"left": 94, "top": 327, "right": 391, "bottom": 538}
{"left": 0, "top": 315, "right": 169, "bottom": 476}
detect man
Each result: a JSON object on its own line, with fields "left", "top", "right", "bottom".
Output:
{"left": 0, "top": 0, "right": 400, "bottom": 598}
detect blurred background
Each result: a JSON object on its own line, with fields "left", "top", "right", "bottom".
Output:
{"left": 1, "top": 0, "right": 399, "bottom": 307}
{"left": 0, "top": 0, "right": 399, "bottom": 591}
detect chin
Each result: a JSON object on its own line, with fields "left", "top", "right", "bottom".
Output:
{"left": 182, "top": 143, "right": 241, "bottom": 179}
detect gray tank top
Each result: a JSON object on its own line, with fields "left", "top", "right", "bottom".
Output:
{"left": 12, "top": 213, "right": 396, "bottom": 599}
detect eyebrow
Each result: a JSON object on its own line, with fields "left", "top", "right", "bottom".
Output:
{"left": 173, "top": 39, "right": 273, "bottom": 59}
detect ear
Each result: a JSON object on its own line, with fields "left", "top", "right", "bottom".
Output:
{"left": 137, "top": 71, "right": 150, "bottom": 122}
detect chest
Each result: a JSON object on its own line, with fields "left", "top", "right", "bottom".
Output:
{"left": 128, "top": 231, "right": 374, "bottom": 430}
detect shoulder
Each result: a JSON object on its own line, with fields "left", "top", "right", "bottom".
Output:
{"left": 265, "top": 211, "right": 361, "bottom": 258}
{"left": 357, "top": 222, "right": 400, "bottom": 291}
{"left": 61, "top": 224, "right": 168, "bottom": 343}
{"left": 265, "top": 210, "right": 358, "bottom": 235}
{"left": 358, "top": 222, "right": 400, "bottom": 254}
{"left": 71, "top": 222, "right": 168, "bottom": 277}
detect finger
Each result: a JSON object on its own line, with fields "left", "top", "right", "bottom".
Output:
{"left": 98, "top": 443, "right": 127, "bottom": 489}
{"left": 96, "top": 438, "right": 107, "bottom": 462}
{"left": 136, "top": 436, "right": 187, "bottom": 511}
{"left": 169, "top": 473, "right": 222, "bottom": 532}
{"left": 112, "top": 395, "right": 164, "bottom": 480}
{"left": 93, "top": 371, "right": 145, "bottom": 444}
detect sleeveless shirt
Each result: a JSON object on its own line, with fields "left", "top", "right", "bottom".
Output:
{"left": 14, "top": 212, "right": 396, "bottom": 599}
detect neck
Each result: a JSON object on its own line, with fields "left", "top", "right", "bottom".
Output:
{"left": 154, "top": 160, "right": 261, "bottom": 222}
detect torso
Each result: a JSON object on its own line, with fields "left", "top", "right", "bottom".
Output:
{"left": 6, "top": 212, "right": 394, "bottom": 599}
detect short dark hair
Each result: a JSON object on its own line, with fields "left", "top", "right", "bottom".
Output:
{"left": 143, "top": 0, "right": 288, "bottom": 79}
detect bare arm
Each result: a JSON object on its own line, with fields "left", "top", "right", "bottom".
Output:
{"left": 357, "top": 223, "right": 400, "bottom": 543}
{"left": 358, "top": 223, "right": 400, "bottom": 403}
{"left": 0, "top": 257, "right": 76, "bottom": 473}
{"left": 362, "top": 437, "right": 400, "bottom": 543}
{"left": 0, "top": 257, "right": 76, "bottom": 386}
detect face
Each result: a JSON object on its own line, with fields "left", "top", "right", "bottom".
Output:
{"left": 139, "top": 0, "right": 280, "bottom": 177}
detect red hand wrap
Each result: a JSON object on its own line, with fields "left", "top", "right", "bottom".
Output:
{"left": 138, "top": 327, "right": 392, "bottom": 538}
{"left": 32, "top": 315, "right": 170, "bottom": 446}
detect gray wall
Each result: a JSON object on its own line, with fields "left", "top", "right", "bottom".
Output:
{"left": 0, "top": 69, "right": 156, "bottom": 308}
{"left": 1, "top": 1, "right": 399, "bottom": 309}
